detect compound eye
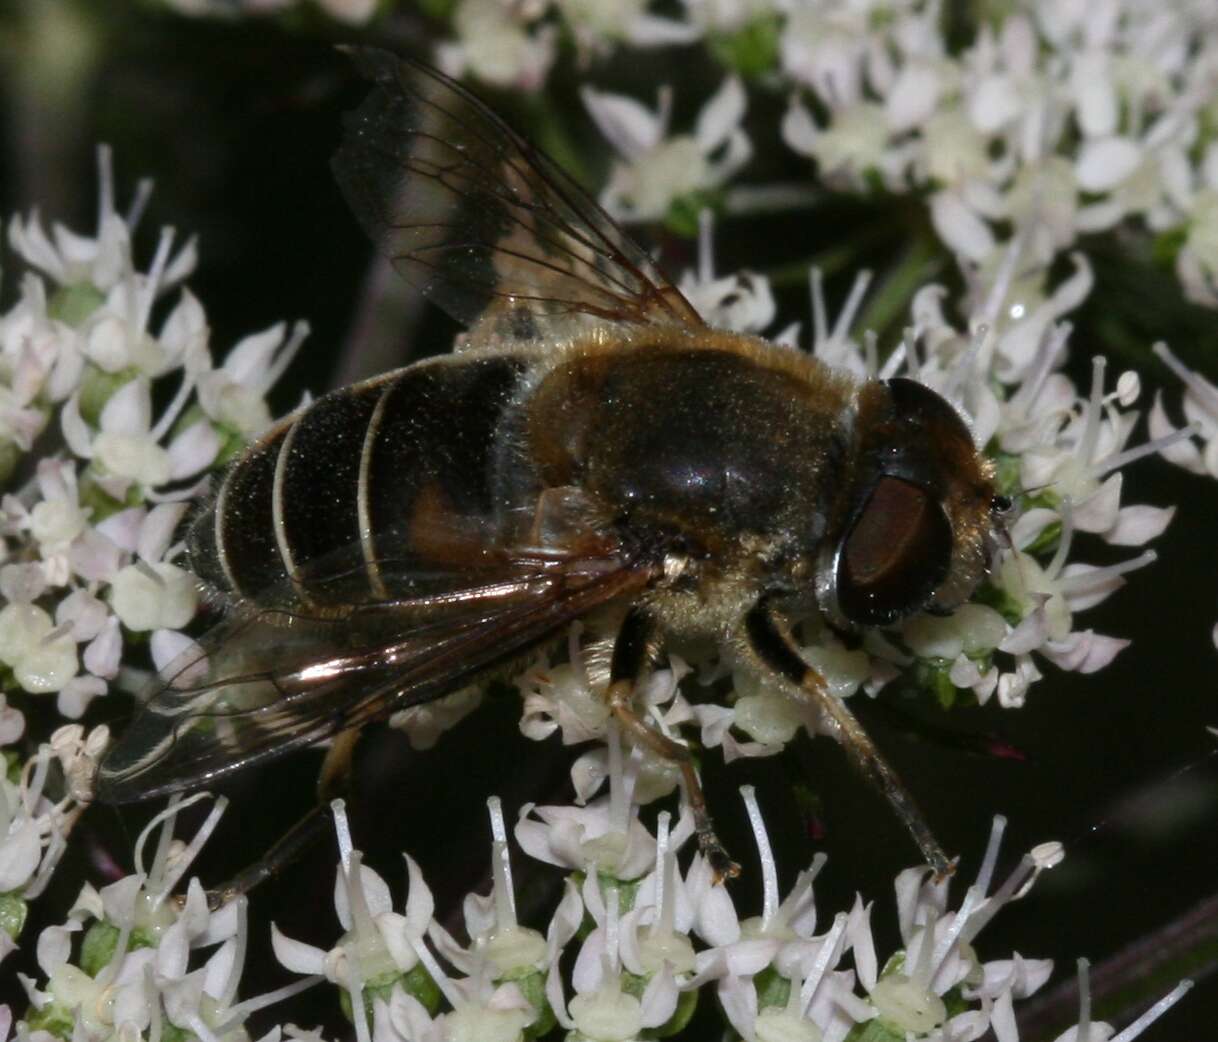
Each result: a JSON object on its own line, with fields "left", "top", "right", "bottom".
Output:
{"left": 836, "top": 476, "right": 953, "bottom": 626}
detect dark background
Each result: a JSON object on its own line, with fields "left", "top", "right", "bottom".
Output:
{"left": 2, "top": 5, "right": 1216, "bottom": 1040}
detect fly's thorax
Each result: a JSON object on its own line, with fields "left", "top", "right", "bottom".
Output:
{"left": 518, "top": 330, "right": 856, "bottom": 563}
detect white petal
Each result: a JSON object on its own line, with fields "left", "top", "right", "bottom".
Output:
{"left": 640, "top": 964, "right": 678, "bottom": 1028}
{"left": 1105, "top": 504, "right": 1175, "bottom": 546}
{"left": 99, "top": 376, "right": 153, "bottom": 436}
{"left": 167, "top": 421, "right": 221, "bottom": 481}
{"left": 271, "top": 922, "right": 328, "bottom": 975}
{"left": 60, "top": 392, "right": 95, "bottom": 459}
{"left": 930, "top": 191, "right": 995, "bottom": 263}
{"left": 780, "top": 97, "right": 819, "bottom": 157}
{"left": 1070, "top": 53, "right": 1117, "bottom": 137}
{"left": 885, "top": 63, "right": 939, "bottom": 133}
{"left": 1075, "top": 136, "right": 1143, "bottom": 192}
{"left": 695, "top": 77, "right": 746, "bottom": 153}
{"left": 582, "top": 88, "right": 664, "bottom": 159}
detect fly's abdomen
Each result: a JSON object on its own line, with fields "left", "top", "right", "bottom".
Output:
{"left": 189, "top": 354, "right": 530, "bottom": 604}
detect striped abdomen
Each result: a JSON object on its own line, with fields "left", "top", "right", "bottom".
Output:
{"left": 189, "top": 354, "right": 530, "bottom": 606}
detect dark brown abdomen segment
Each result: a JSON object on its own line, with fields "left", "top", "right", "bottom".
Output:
{"left": 189, "top": 355, "right": 528, "bottom": 603}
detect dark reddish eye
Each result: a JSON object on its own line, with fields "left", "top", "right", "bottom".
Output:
{"left": 836, "top": 476, "right": 952, "bottom": 626}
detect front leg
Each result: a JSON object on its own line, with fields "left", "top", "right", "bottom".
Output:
{"left": 743, "top": 604, "right": 955, "bottom": 878}
{"left": 605, "top": 607, "right": 740, "bottom": 882}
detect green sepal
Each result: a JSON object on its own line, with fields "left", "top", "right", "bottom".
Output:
{"left": 0, "top": 891, "right": 28, "bottom": 939}
{"left": 0, "top": 438, "right": 22, "bottom": 486}
{"left": 78, "top": 364, "right": 139, "bottom": 427}
{"left": 643, "top": 987, "right": 697, "bottom": 1038}
{"left": 665, "top": 190, "right": 724, "bottom": 239}
{"left": 971, "top": 581, "right": 1025, "bottom": 627}
{"left": 708, "top": 15, "right": 781, "bottom": 79}
{"left": 1152, "top": 225, "right": 1188, "bottom": 268}
{"left": 48, "top": 283, "right": 105, "bottom": 327}
{"left": 80, "top": 920, "right": 159, "bottom": 977}
{"left": 912, "top": 657, "right": 964, "bottom": 710}
{"left": 417, "top": 0, "right": 457, "bottom": 18}
{"left": 25, "top": 1000, "right": 77, "bottom": 1040}
{"left": 843, "top": 1018, "right": 905, "bottom": 1042}
{"left": 508, "top": 969, "right": 556, "bottom": 1039}
{"left": 340, "top": 961, "right": 444, "bottom": 1023}
{"left": 1021, "top": 518, "right": 1062, "bottom": 557}
{"left": 78, "top": 470, "right": 146, "bottom": 522}
{"left": 753, "top": 965, "right": 791, "bottom": 1010}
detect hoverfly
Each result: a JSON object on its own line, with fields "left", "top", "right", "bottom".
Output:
{"left": 97, "top": 47, "right": 1001, "bottom": 885}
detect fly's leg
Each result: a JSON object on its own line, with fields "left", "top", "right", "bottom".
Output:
{"left": 605, "top": 609, "right": 740, "bottom": 882}
{"left": 744, "top": 605, "right": 955, "bottom": 879}
{"left": 204, "top": 727, "right": 362, "bottom": 909}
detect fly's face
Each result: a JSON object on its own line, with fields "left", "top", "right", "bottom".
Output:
{"left": 816, "top": 377, "right": 1000, "bottom": 630}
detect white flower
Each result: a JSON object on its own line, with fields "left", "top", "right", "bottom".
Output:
{"left": 678, "top": 210, "right": 776, "bottom": 333}
{"left": 584, "top": 77, "right": 750, "bottom": 223}
{"left": 435, "top": 0, "right": 557, "bottom": 92}
{"left": 554, "top": 0, "right": 698, "bottom": 53}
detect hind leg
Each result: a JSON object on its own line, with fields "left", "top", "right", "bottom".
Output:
{"left": 603, "top": 608, "right": 740, "bottom": 882}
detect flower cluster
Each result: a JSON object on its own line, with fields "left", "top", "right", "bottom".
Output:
{"left": 9, "top": 794, "right": 320, "bottom": 1042}
{"left": 259, "top": 764, "right": 1193, "bottom": 1042}
{"left": 426, "top": 0, "right": 1218, "bottom": 315}
{"left": 0, "top": 148, "right": 302, "bottom": 718}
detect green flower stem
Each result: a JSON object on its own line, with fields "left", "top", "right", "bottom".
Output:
{"left": 850, "top": 230, "right": 946, "bottom": 348}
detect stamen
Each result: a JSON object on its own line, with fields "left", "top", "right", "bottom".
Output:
{"left": 651, "top": 810, "right": 673, "bottom": 936}
{"left": 262, "top": 320, "right": 311, "bottom": 393}
{"left": 149, "top": 369, "right": 198, "bottom": 443}
{"left": 980, "top": 227, "right": 1025, "bottom": 326}
{"left": 135, "top": 558, "right": 164, "bottom": 586}
{"left": 187, "top": 1013, "right": 221, "bottom": 1042}
{"left": 409, "top": 933, "right": 464, "bottom": 1010}
{"left": 126, "top": 177, "right": 155, "bottom": 232}
{"left": 488, "top": 796, "right": 518, "bottom": 929}
{"left": 810, "top": 267, "right": 828, "bottom": 348}
{"left": 220, "top": 898, "right": 249, "bottom": 1006}
{"left": 331, "top": 798, "right": 354, "bottom": 872}
{"left": 153, "top": 794, "right": 228, "bottom": 907}
{"left": 800, "top": 912, "right": 848, "bottom": 1015}
{"left": 607, "top": 721, "right": 628, "bottom": 834}
{"left": 220, "top": 974, "right": 324, "bottom": 1025}
{"left": 697, "top": 208, "right": 715, "bottom": 283}
{"left": 1046, "top": 498, "right": 1075, "bottom": 579}
{"left": 1009, "top": 322, "right": 1070, "bottom": 414}
{"left": 1078, "top": 356, "right": 1107, "bottom": 465}
{"left": 863, "top": 329, "right": 879, "bottom": 375}
{"left": 833, "top": 269, "right": 873, "bottom": 343}
{"left": 976, "top": 815, "right": 1006, "bottom": 898}
{"left": 605, "top": 884, "right": 621, "bottom": 975}
{"left": 1096, "top": 422, "right": 1199, "bottom": 476}
{"left": 741, "top": 785, "right": 778, "bottom": 929}
{"left": 1058, "top": 550, "right": 1157, "bottom": 594}
{"left": 97, "top": 144, "right": 116, "bottom": 226}
{"left": 1154, "top": 341, "right": 1218, "bottom": 415}
{"left": 40, "top": 623, "right": 72, "bottom": 646}
{"left": 1109, "top": 980, "right": 1193, "bottom": 1041}
{"left": 1076, "top": 958, "right": 1093, "bottom": 1039}
{"left": 134, "top": 227, "right": 176, "bottom": 335}
{"left": 908, "top": 903, "right": 939, "bottom": 990}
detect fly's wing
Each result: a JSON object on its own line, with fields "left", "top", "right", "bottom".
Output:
{"left": 332, "top": 47, "right": 703, "bottom": 348}
{"left": 96, "top": 545, "right": 654, "bottom": 804}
